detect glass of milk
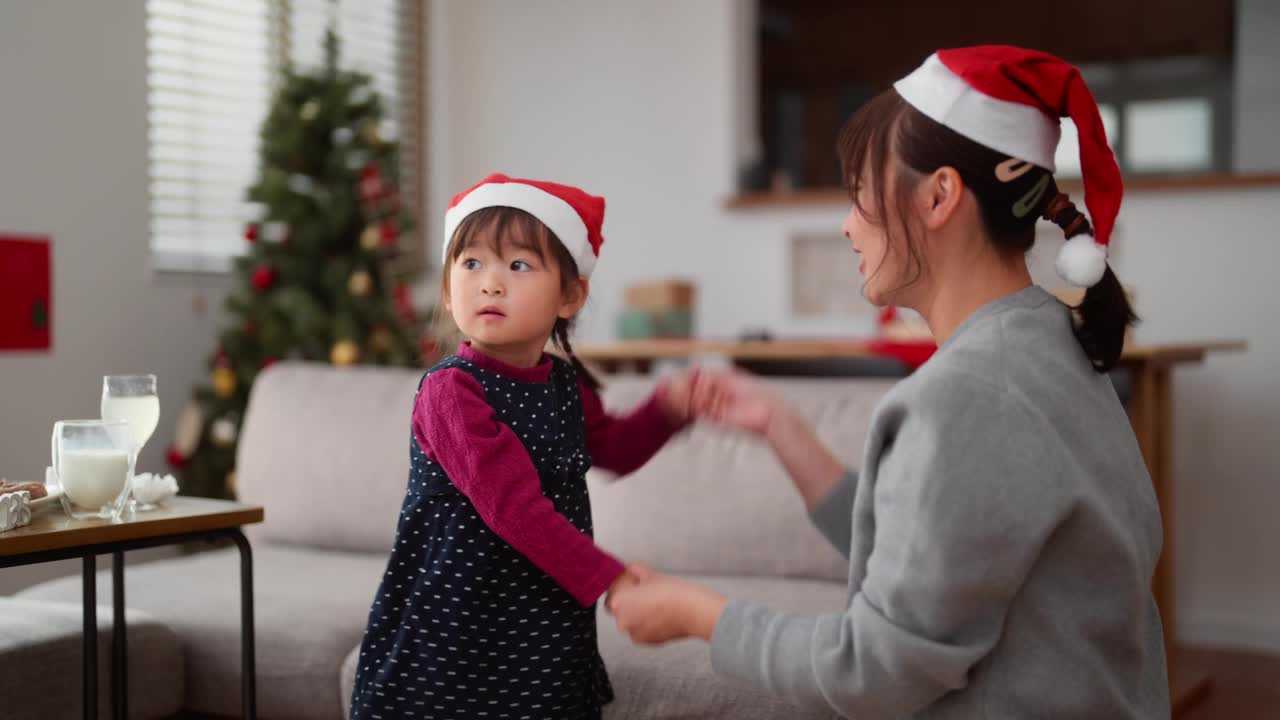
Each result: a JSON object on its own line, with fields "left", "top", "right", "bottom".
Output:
{"left": 51, "top": 419, "right": 133, "bottom": 521}
{"left": 101, "top": 374, "right": 160, "bottom": 509}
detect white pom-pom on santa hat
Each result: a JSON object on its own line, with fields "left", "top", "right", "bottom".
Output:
{"left": 1055, "top": 235, "right": 1108, "bottom": 288}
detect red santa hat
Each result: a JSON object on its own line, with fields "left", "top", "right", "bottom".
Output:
{"left": 443, "top": 173, "right": 606, "bottom": 277}
{"left": 894, "top": 46, "right": 1120, "bottom": 288}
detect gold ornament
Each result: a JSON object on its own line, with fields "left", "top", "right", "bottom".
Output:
{"left": 212, "top": 367, "right": 237, "bottom": 398}
{"left": 348, "top": 270, "right": 373, "bottom": 297}
{"left": 360, "top": 225, "right": 382, "bottom": 250}
{"left": 362, "top": 122, "right": 382, "bottom": 145}
{"left": 331, "top": 339, "right": 360, "bottom": 366}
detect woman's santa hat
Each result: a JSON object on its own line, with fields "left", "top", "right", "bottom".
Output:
{"left": 894, "top": 46, "right": 1120, "bottom": 288}
{"left": 443, "top": 173, "right": 606, "bottom": 277}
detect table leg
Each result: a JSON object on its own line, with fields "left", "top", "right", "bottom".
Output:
{"left": 1129, "top": 363, "right": 1212, "bottom": 714}
{"left": 112, "top": 551, "right": 127, "bottom": 720}
{"left": 83, "top": 554, "right": 97, "bottom": 720}
{"left": 1129, "top": 366, "right": 1174, "bottom": 658}
{"left": 228, "top": 529, "right": 257, "bottom": 719}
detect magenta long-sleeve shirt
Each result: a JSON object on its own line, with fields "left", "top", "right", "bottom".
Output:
{"left": 411, "top": 343, "right": 681, "bottom": 606}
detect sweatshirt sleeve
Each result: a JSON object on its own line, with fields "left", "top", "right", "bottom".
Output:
{"left": 709, "top": 375, "right": 1072, "bottom": 718}
{"left": 807, "top": 468, "right": 859, "bottom": 557}
{"left": 414, "top": 368, "right": 625, "bottom": 607}
{"left": 578, "top": 375, "right": 685, "bottom": 477}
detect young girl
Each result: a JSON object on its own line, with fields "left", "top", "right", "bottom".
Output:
{"left": 350, "top": 173, "right": 690, "bottom": 720}
{"left": 609, "top": 46, "right": 1170, "bottom": 717}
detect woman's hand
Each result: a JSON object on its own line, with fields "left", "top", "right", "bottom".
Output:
{"left": 607, "top": 563, "right": 727, "bottom": 644}
{"left": 690, "top": 369, "right": 782, "bottom": 436}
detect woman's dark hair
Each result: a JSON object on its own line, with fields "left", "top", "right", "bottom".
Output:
{"left": 837, "top": 90, "right": 1136, "bottom": 373}
{"left": 438, "top": 206, "right": 601, "bottom": 389}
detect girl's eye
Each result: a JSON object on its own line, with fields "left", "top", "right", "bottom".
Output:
{"left": 511, "top": 260, "right": 532, "bottom": 272}
{"left": 461, "top": 258, "right": 480, "bottom": 270}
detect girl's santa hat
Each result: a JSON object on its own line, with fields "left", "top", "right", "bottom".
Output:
{"left": 443, "top": 173, "right": 606, "bottom": 277}
{"left": 894, "top": 46, "right": 1120, "bottom": 288}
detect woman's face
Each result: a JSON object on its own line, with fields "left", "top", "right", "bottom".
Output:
{"left": 842, "top": 161, "right": 918, "bottom": 307}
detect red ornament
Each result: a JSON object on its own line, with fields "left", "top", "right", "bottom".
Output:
{"left": 380, "top": 222, "right": 398, "bottom": 247}
{"left": 419, "top": 337, "right": 439, "bottom": 362}
{"left": 393, "top": 283, "right": 415, "bottom": 323}
{"left": 251, "top": 266, "right": 276, "bottom": 292}
{"left": 244, "top": 223, "right": 259, "bottom": 243}
{"left": 166, "top": 445, "right": 188, "bottom": 469}
{"left": 360, "top": 166, "right": 385, "bottom": 202}
{"left": 260, "top": 356, "right": 278, "bottom": 371}
{"left": 214, "top": 350, "right": 232, "bottom": 368}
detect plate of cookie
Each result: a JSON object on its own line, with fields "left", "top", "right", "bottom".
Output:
{"left": 0, "top": 479, "right": 61, "bottom": 509}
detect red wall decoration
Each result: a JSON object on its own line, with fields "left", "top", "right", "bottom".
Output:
{"left": 0, "top": 234, "right": 52, "bottom": 351}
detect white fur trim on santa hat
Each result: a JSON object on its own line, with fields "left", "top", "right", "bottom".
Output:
{"left": 1055, "top": 235, "right": 1108, "bottom": 287}
{"left": 894, "top": 54, "right": 1061, "bottom": 171}
{"left": 443, "top": 182, "right": 596, "bottom": 277}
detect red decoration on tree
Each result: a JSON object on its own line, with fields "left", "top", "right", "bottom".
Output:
{"left": 380, "top": 222, "right": 398, "bottom": 247}
{"left": 214, "top": 350, "right": 232, "bottom": 368}
{"left": 244, "top": 223, "right": 259, "bottom": 243}
{"left": 251, "top": 266, "right": 276, "bottom": 292}
{"left": 419, "top": 336, "right": 439, "bottom": 363}
{"left": 360, "top": 165, "right": 385, "bottom": 202}
{"left": 393, "top": 282, "right": 415, "bottom": 323}
{"left": 166, "top": 445, "right": 188, "bottom": 469}
{"left": 260, "top": 356, "right": 278, "bottom": 371}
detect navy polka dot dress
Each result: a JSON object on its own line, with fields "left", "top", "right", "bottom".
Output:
{"left": 350, "top": 352, "right": 612, "bottom": 720}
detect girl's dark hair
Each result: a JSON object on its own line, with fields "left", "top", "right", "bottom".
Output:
{"left": 439, "top": 206, "right": 601, "bottom": 389}
{"left": 837, "top": 90, "right": 1137, "bottom": 373}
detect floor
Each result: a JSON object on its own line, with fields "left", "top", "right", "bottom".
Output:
{"left": 1179, "top": 646, "right": 1280, "bottom": 719}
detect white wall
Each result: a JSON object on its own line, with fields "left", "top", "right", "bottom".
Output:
{"left": 0, "top": 1, "right": 225, "bottom": 594}
{"left": 429, "top": 0, "right": 1280, "bottom": 651}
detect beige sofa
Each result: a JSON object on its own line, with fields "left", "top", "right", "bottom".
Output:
{"left": 18, "top": 362, "right": 897, "bottom": 719}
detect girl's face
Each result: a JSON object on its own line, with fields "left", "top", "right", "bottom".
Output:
{"left": 445, "top": 225, "right": 586, "bottom": 366}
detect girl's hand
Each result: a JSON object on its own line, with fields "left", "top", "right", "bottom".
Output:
{"left": 690, "top": 370, "right": 781, "bottom": 436}
{"left": 608, "top": 565, "right": 727, "bottom": 644}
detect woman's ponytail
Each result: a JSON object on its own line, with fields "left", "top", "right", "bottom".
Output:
{"left": 1043, "top": 193, "right": 1138, "bottom": 373}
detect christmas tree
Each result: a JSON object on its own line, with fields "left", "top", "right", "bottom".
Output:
{"left": 169, "top": 30, "right": 429, "bottom": 499}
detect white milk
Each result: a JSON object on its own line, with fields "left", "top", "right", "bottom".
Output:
{"left": 60, "top": 448, "right": 130, "bottom": 509}
{"left": 101, "top": 395, "right": 160, "bottom": 450}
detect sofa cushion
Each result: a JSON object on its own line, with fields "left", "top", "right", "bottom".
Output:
{"left": 0, "top": 598, "right": 184, "bottom": 720}
{"left": 340, "top": 643, "right": 360, "bottom": 718}
{"left": 589, "top": 376, "right": 895, "bottom": 582}
{"left": 238, "top": 362, "right": 422, "bottom": 554}
{"left": 598, "top": 573, "right": 846, "bottom": 719}
{"left": 18, "top": 544, "right": 387, "bottom": 720}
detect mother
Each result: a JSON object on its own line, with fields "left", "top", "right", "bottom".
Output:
{"left": 608, "top": 46, "right": 1170, "bottom": 719}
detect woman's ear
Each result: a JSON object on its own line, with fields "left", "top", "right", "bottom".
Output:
{"left": 920, "top": 166, "right": 965, "bottom": 231}
{"left": 559, "top": 277, "right": 589, "bottom": 319}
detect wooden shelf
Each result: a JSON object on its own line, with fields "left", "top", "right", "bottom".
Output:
{"left": 726, "top": 173, "right": 1280, "bottom": 210}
